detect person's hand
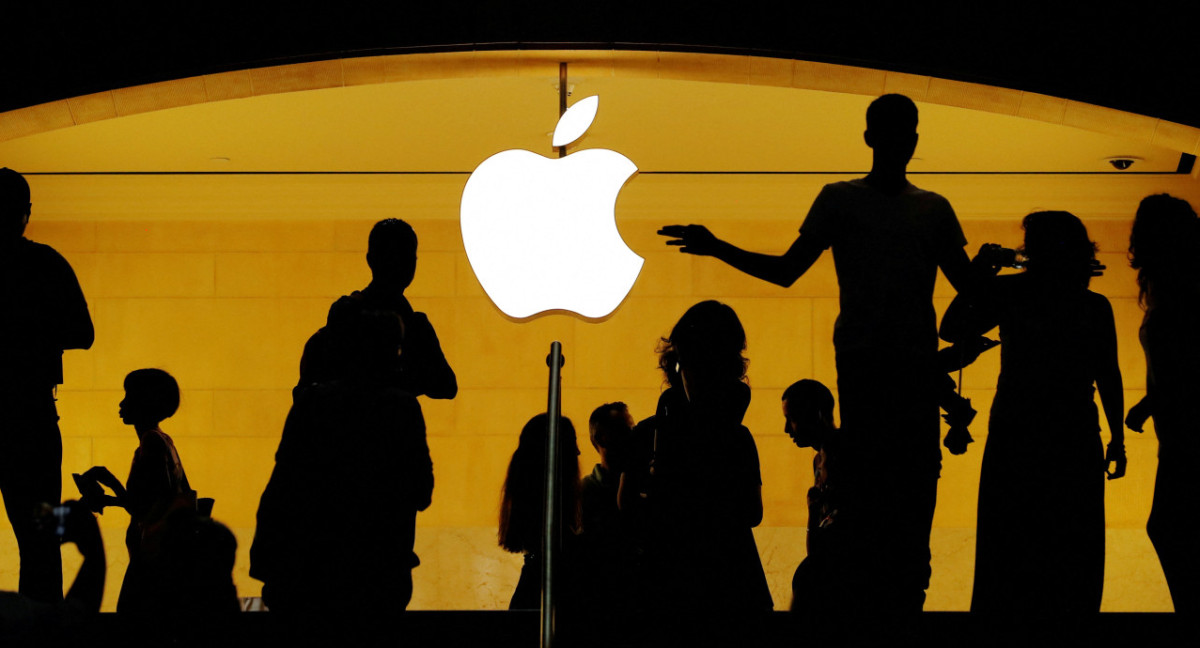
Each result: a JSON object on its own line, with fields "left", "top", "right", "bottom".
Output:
{"left": 1090, "top": 259, "right": 1107, "bottom": 278}
{"left": 1105, "top": 442, "right": 1127, "bottom": 480}
{"left": 944, "top": 425, "right": 974, "bottom": 456}
{"left": 82, "top": 465, "right": 118, "bottom": 487}
{"left": 971, "top": 243, "right": 1009, "bottom": 276}
{"left": 32, "top": 501, "right": 103, "bottom": 556}
{"left": 60, "top": 501, "right": 104, "bottom": 558}
{"left": 1125, "top": 400, "right": 1150, "bottom": 433}
{"left": 658, "top": 225, "right": 721, "bottom": 256}
{"left": 80, "top": 466, "right": 126, "bottom": 501}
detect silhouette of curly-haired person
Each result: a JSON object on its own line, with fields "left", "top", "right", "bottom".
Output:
{"left": 0, "top": 167, "right": 94, "bottom": 603}
{"left": 499, "top": 413, "right": 581, "bottom": 612}
{"left": 621, "top": 301, "right": 772, "bottom": 646}
{"left": 660, "top": 96, "right": 971, "bottom": 616}
{"left": 1126, "top": 194, "right": 1200, "bottom": 615}
{"left": 942, "top": 211, "right": 1124, "bottom": 618}
{"left": 297, "top": 218, "right": 456, "bottom": 400}
{"left": 75, "top": 368, "right": 195, "bottom": 616}
{"left": 251, "top": 307, "right": 432, "bottom": 646}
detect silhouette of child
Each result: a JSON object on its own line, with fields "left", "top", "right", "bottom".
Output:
{"left": 76, "top": 368, "right": 194, "bottom": 615}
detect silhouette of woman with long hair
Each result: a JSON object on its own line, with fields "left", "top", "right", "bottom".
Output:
{"left": 622, "top": 300, "right": 772, "bottom": 644}
{"left": 498, "top": 413, "right": 581, "bottom": 610}
{"left": 1126, "top": 194, "right": 1200, "bottom": 615}
{"left": 942, "top": 211, "right": 1124, "bottom": 617}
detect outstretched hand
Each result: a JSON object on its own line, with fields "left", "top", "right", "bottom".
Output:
{"left": 1105, "top": 442, "right": 1127, "bottom": 480}
{"left": 658, "top": 224, "right": 721, "bottom": 256}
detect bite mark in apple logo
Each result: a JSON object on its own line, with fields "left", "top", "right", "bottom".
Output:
{"left": 460, "top": 95, "right": 643, "bottom": 320}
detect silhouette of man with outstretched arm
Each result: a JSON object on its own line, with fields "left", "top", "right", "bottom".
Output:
{"left": 297, "top": 218, "right": 456, "bottom": 400}
{"left": 0, "top": 168, "right": 94, "bottom": 603}
{"left": 660, "top": 95, "right": 971, "bottom": 620}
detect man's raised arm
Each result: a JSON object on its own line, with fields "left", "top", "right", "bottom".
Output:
{"left": 658, "top": 225, "right": 824, "bottom": 288}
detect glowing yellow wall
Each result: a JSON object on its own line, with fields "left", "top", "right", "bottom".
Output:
{"left": 1, "top": 171, "right": 1196, "bottom": 612}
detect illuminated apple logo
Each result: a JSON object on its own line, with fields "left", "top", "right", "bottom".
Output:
{"left": 460, "top": 96, "right": 642, "bottom": 319}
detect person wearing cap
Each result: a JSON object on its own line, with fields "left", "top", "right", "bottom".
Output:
{"left": 0, "top": 167, "right": 94, "bottom": 603}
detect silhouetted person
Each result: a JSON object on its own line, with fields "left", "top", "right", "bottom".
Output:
{"left": 251, "top": 308, "right": 432, "bottom": 647}
{"left": 942, "top": 211, "right": 1124, "bottom": 620}
{"left": 0, "top": 500, "right": 105, "bottom": 644}
{"left": 578, "top": 402, "right": 635, "bottom": 640}
{"left": 782, "top": 379, "right": 854, "bottom": 627}
{"left": 75, "top": 368, "right": 195, "bottom": 617}
{"left": 581, "top": 402, "right": 631, "bottom": 558}
{"left": 499, "top": 413, "right": 581, "bottom": 611}
{"left": 1126, "top": 194, "right": 1200, "bottom": 616}
{"left": 297, "top": 218, "right": 456, "bottom": 400}
{"left": 660, "top": 95, "right": 971, "bottom": 617}
{"left": 621, "top": 301, "right": 772, "bottom": 646}
{"left": 151, "top": 510, "right": 240, "bottom": 647}
{"left": 0, "top": 167, "right": 94, "bottom": 604}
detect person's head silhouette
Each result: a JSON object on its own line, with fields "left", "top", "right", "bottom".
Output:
{"left": 864, "top": 94, "right": 919, "bottom": 172}
{"left": 782, "top": 379, "right": 835, "bottom": 449}
{"left": 366, "top": 218, "right": 418, "bottom": 291}
{"left": 588, "top": 402, "right": 633, "bottom": 471}
{"left": 120, "top": 368, "right": 180, "bottom": 431}
{"left": 659, "top": 300, "right": 748, "bottom": 398}
{"left": 0, "top": 167, "right": 32, "bottom": 240}
{"left": 499, "top": 413, "right": 580, "bottom": 553}
{"left": 1130, "top": 193, "right": 1200, "bottom": 306}
{"left": 1020, "top": 210, "right": 1097, "bottom": 289}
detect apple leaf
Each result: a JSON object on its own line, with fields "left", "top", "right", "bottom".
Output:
{"left": 552, "top": 95, "right": 599, "bottom": 148}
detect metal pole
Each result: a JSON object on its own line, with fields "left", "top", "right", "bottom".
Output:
{"left": 541, "top": 61, "right": 568, "bottom": 648}
{"left": 542, "top": 341, "right": 564, "bottom": 648}
{"left": 557, "top": 62, "right": 568, "bottom": 158}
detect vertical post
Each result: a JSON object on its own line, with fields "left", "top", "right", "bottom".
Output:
{"left": 557, "top": 62, "right": 568, "bottom": 159}
{"left": 542, "top": 341, "right": 564, "bottom": 648}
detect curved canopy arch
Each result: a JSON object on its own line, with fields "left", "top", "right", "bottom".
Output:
{"left": 1, "top": 50, "right": 1196, "bottom": 168}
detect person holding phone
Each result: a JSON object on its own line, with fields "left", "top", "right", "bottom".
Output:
{"left": 941, "top": 211, "right": 1125, "bottom": 619}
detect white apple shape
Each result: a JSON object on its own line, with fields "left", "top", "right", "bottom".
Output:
{"left": 460, "top": 96, "right": 643, "bottom": 319}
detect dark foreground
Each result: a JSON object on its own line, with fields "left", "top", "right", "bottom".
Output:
{"left": 12, "top": 610, "right": 1193, "bottom": 647}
